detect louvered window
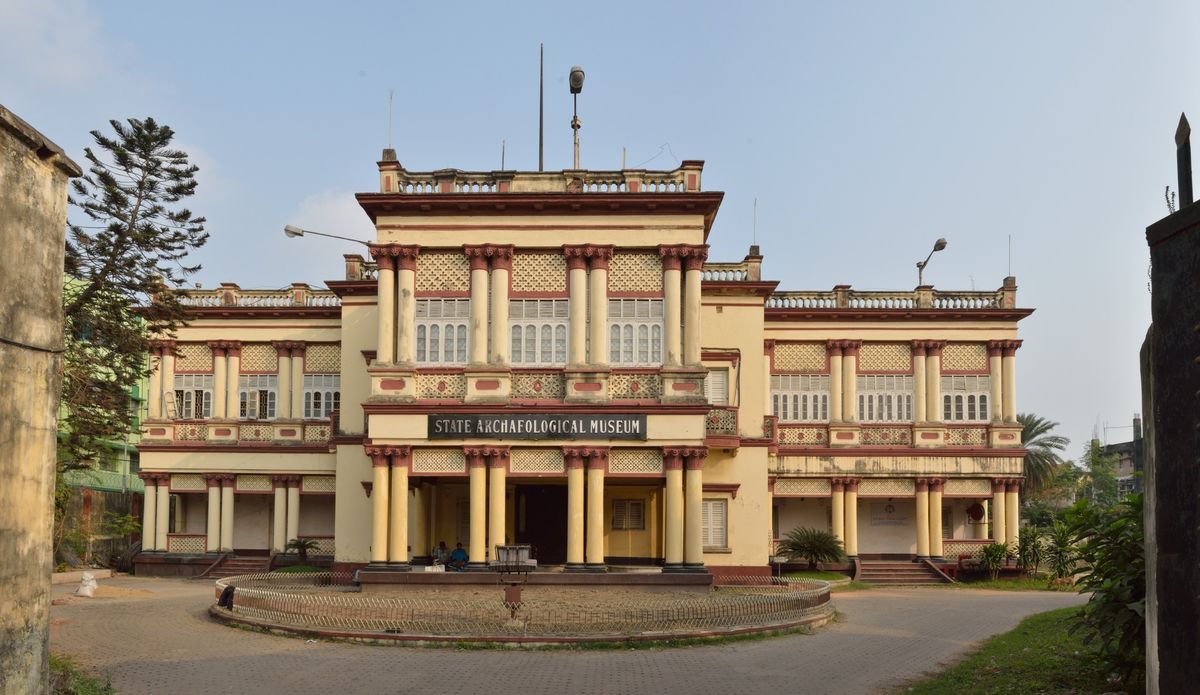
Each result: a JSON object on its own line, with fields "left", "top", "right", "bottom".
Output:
{"left": 303, "top": 374, "right": 340, "bottom": 419}
{"left": 857, "top": 375, "right": 914, "bottom": 422}
{"left": 701, "top": 499, "right": 728, "bottom": 549}
{"left": 941, "top": 375, "right": 991, "bottom": 422}
{"left": 612, "top": 499, "right": 646, "bottom": 530}
{"left": 510, "top": 299, "right": 568, "bottom": 365}
{"left": 705, "top": 368, "right": 729, "bottom": 406}
{"left": 416, "top": 299, "right": 470, "bottom": 365}
{"left": 771, "top": 375, "right": 830, "bottom": 422}
{"left": 172, "top": 374, "right": 213, "bottom": 419}
{"left": 942, "top": 506, "right": 953, "bottom": 540}
{"left": 238, "top": 374, "right": 278, "bottom": 420}
{"left": 608, "top": 299, "right": 663, "bottom": 365}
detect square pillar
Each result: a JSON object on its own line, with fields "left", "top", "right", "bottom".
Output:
{"left": 585, "top": 449, "right": 608, "bottom": 571}
{"left": 219, "top": 475, "right": 235, "bottom": 551}
{"left": 140, "top": 474, "right": 158, "bottom": 551}
{"left": 987, "top": 341, "right": 1004, "bottom": 421}
{"left": 488, "top": 448, "right": 509, "bottom": 562}
{"left": 683, "top": 448, "right": 706, "bottom": 569}
{"left": 663, "top": 450, "right": 684, "bottom": 570}
{"left": 565, "top": 449, "right": 586, "bottom": 570}
{"left": 271, "top": 476, "right": 287, "bottom": 553}
{"left": 389, "top": 447, "right": 411, "bottom": 568}
{"left": 465, "top": 247, "right": 489, "bottom": 366}
{"left": 207, "top": 475, "right": 223, "bottom": 552}
{"left": 912, "top": 341, "right": 928, "bottom": 421}
{"left": 915, "top": 479, "right": 931, "bottom": 559}
{"left": 154, "top": 476, "right": 170, "bottom": 551}
{"left": 926, "top": 342, "right": 944, "bottom": 422}
{"left": 289, "top": 343, "right": 305, "bottom": 421}
{"left": 210, "top": 343, "right": 228, "bottom": 419}
{"left": 842, "top": 341, "right": 860, "bottom": 422}
{"left": 159, "top": 346, "right": 176, "bottom": 419}
{"left": 224, "top": 343, "right": 241, "bottom": 420}
{"left": 371, "top": 250, "right": 396, "bottom": 364}
{"left": 274, "top": 344, "right": 292, "bottom": 419}
{"left": 466, "top": 448, "right": 488, "bottom": 569}
{"left": 367, "top": 448, "right": 390, "bottom": 566}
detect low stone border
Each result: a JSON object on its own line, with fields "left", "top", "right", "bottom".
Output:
{"left": 51, "top": 569, "right": 113, "bottom": 585}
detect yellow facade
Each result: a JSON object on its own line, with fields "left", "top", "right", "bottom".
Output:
{"left": 134, "top": 157, "right": 1031, "bottom": 577}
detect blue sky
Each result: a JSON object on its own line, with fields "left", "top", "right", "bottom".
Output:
{"left": 4, "top": 0, "right": 1196, "bottom": 456}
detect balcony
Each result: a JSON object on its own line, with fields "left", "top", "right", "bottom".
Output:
{"left": 773, "top": 422, "right": 1020, "bottom": 450}
{"left": 766, "top": 279, "right": 1020, "bottom": 313}
{"left": 177, "top": 283, "right": 340, "bottom": 310}
{"left": 377, "top": 162, "right": 704, "bottom": 195}
{"left": 141, "top": 420, "right": 334, "bottom": 448}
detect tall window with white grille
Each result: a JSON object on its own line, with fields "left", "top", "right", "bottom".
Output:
{"left": 173, "top": 374, "right": 213, "bottom": 419}
{"left": 857, "top": 374, "right": 914, "bottom": 422}
{"left": 416, "top": 298, "right": 469, "bottom": 365}
{"left": 771, "top": 374, "right": 830, "bottom": 422}
{"left": 303, "top": 374, "right": 341, "bottom": 419}
{"left": 608, "top": 298, "right": 663, "bottom": 365}
{"left": 701, "top": 499, "right": 728, "bottom": 550}
{"left": 510, "top": 299, "right": 568, "bottom": 366}
{"left": 941, "top": 375, "right": 991, "bottom": 421}
{"left": 238, "top": 374, "right": 278, "bottom": 420}
{"left": 705, "top": 368, "right": 729, "bottom": 406}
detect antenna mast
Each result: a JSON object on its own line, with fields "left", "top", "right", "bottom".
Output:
{"left": 538, "top": 44, "right": 544, "bottom": 171}
{"left": 387, "top": 89, "right": 393, "bottom": 148}
{"left": 753, "top": 198, "right": 758, "bottom": 245}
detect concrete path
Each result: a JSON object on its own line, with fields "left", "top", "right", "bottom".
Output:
{"left": 49, "top": 577, "right": 1086, "bottom": 695}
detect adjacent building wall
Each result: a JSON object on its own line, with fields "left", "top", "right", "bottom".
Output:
{"left": 0, "top": 105, "right": 80, "bottom": 695}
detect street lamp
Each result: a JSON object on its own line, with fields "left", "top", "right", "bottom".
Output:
{"left": 915, "top": 238, "right": 948, "bottom": 286}
{"left": 283, "top": 225, "right": 369, "bottom": 247}
{"left": 569, "top": 65, "right": 585, "bottom": 169}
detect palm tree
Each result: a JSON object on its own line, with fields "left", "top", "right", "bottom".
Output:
{"left": 777, "top": 527, "right": 844, "bottom": 570}
{"left": 285, "top": 537, "right": 320, "bottom": 565}
{"left": 1018, "top": 413, "right": 1070, "bottom": 494}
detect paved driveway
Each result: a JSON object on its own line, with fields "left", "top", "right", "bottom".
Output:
{"left": 49, "top": 577, "right": 1086, "bottom": 695}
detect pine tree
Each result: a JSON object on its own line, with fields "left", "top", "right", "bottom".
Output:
{"left": 61, "top": 117, "right": 207, "bottom": 468}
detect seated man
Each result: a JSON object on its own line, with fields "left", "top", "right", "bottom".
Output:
{"left": 448, "top": 542, "right": 469, "bottom": 572}
{"left": 432, "top": 541, "right": 450, "bottom": 566}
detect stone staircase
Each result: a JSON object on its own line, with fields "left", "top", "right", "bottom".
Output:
{"left": 856, "top": 561, "right": 950, "bottom": 585}
{"left": 204, "top": 554, "right": 271, "bottom": 579}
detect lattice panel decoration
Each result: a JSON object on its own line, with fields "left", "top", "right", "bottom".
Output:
{"left": 170, "top": 474, "right": 206, "bottom": 491}
{"left": 416, "top": 373, "right": 468, "bottom": 399}
{"left": 773, "top": 478, "right": 832, "bottom": 496}
{"left": 412, "top": 449, "right": 466, "bottom": 474}
{"left": 237, "top": 475, "right": 272, "bottom": 491}
{"left": 167, "top": 535, "right": 207, "bottom": 553}
{"left": 859, "top": 343, "right": 912, "bottom": 372}
{"left": 608, "top": 252, "right": 663, "bottom": 293}
{"left": 946, "top": 427, "right": 988, "bottom": 446}
{"left": 860, "top": 426, "right": 913, "bottom": 446}
{"left": 858, "top": 478, "right": 915, "bottom": 496}
{"left": 509, "top": 449, "right": 565, "bottom": 474}
{"left": 239, "top": 424, "right": 273, "bottom": 442}
{"left": 610, "top": 373, "right": 662, "bottom": 399}
{"left": 240, "top": 343, "right": 278, "bottom": 372}
{"left": 306, "top": 343, "right": 341, "bottom": 372}
{"left": 301, "top": 476, "right": 336, "bottom": 493}
{"left": 174, "top": 343, "right": 213, "bottom": 372}
{"left": 303, "top": 537, "right": 335, "bottom": 555}
{"left": 512, "top": 372, "right": 565, "bottom": 399}
{"left": 175, "top": 423, "right": 207, "bottom": 441}
{"left": 942, "top": 343, "right": 989, "bottom": 372}
{"left": 778, "top": 425, "right": 828, "bottom": 446}
{"left": 773, "top": 342, "right": 826, "bottom": 372}
{"left": 944, "top": 478, "right": 992, "bottom": 496}
{"left": 416, "top": 251, "right": 470, "bottom": 293}
{"left": 944, "top": 540, "right": 987, "bottom": 560}
{"left": 511, "top": 252, "right": 567, "bottom": 293}
{"left": 304, "top": 424, "right": 331, "bottom": 443}
{"left": 609, "top": 449, "right": 663, "bottom": 474}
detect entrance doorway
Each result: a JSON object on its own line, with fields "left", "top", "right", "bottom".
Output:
{"left": 515, "top": 485, "right": 567, "bottom": 564}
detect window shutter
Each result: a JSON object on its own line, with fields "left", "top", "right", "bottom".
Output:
{"left": 705, "top": 369, "right": 729, "bottom": 406}
{"left": 612, "top": 501, "right": 627, "bottom": 530}
{"left": 942, "top": 507, "right": 953, "bottom": 540}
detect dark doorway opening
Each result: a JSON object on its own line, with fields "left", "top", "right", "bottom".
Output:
{"left": 515, "top": 484, "right": 567, "bottom": 564}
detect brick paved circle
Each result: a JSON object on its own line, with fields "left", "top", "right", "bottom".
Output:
{"left": 49, "top": 577, "right": 1087, "bottom": 695}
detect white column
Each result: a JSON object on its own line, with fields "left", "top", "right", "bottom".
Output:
{"left": 664, "top": 452, "right": 684, "bottom": 568}
{"left": 395, "top": 249, "right": 418, "bottom": 365}
{"left": 141, "top": 475, "right": 158, "bottom": 551}
{"left": 926, "top": 344, "right": 943, "bottom": 422}
{"left": 988, "top": 342, "right": 1004, "bottom": 421}
{"left": 566, "top": 451, "right": 585, "bottom": 567}
{"left": 211, "top": 345, "right": 227, "bottom": 419}
{"left": 489, "top": 250, "right": 511, "bottom": 365}
{"left": 829, "top": 344, "right": 844, "bottom": 423}
{"left": 225, "top": 346, "right": 241, "bottom": 420}
{"left": 567, "top": 253, "right": 588, "bottom": 366}
{"left": 684, "top": 452, "right": 704, "bottom": 568}
{"left": 374, "top": 253, "right": 396, "bottom": 364}
{"left": 467, "top": 250, "right": 489, "bottom": 365}
{"left": 286, "top": 479, "right": 301, "bottom": 548}
{"left": 913, "top": 343, "right": 927, "bottom": 421}
{"left": 930, "top": 480, "right": 944, "bottom": 558}
{"left": 662, "top": 251, "right": 683, "bottom": 367}
{"left": 220, "top": 476, "right": 235, "bottom": 551}
{"left": 844, "top": 480, "right": 859, "bottom": 557}
{"left": 586, "top": 452, "right": 606, "bottom": 568}
{"left": 1002, "top": 342, "right": 1019, "bottom": 423}
{"left": 489, "top": 451, "right": 508, "bottom": 561}
{"left": 1005, "top": 481, "right": 1020, "bottom": 546}
{"left": 370, "top": 451, "right": 389, "bottom": 565}
{"left": 588, "top": 251, "right": 610, "bottom": 366}
{"left": 831, "top": 480, "right": 845, "bottom": 543}
{"left": 915, "top": 479, "right": 930, "bottom": 558}
{"left": 991, "top": 481, "right": 1007, "bottom": 543}
{"left": 154, "top": 478, "right": 170, "bottom": 551}
{"left": 468, "top": 450, "right": 487, "bottom": 566}
{"left": 389, "top": 450, "right": 409, "bottom": 565}
{"left": 207, "top": 477, "right": 222, "bottom": 552}
{"left": 276, "top": 347, "right": 292, "bottom": 419}
{"left": 842, "top": 343, "right": 858, "bottom": 422}
{"left": 290, "top": 345, "right": 304, "bottom": 421}
{"left": 682, "top": 250, "right": 705, "bottom": 366}
{"left": 272, "top": 479, "right": 286, "bottom": 552}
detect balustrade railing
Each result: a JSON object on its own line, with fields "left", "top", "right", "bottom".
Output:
{"left": 701, "top": 262, "right": 750, "bottom": 282}
{"left": 179, "top": 285, "right": 341, "bottom": 308}
{"left": 385, "top": 164, "right": 699, "bottom": 195}
{"left": 767, "top": 287, "right": 1010, "bottom": 311}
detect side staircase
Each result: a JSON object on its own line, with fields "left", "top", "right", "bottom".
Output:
{"left": 857, "top": 560, "right": 951, "bottom": 585}
{"left": 203, "top": 554, "right": 271, "bottom": 579}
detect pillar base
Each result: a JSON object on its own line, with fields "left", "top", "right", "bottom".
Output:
{"left": 563, "top": 563, "right": 590, "bottom": 573}
{"left": 930, "top": 556, "right": 947, "bottom": 564}
{"left": 914, "top": 556, "right": 930, "bottom": 562}
{"left": 467, "top": 562, "right": 490, "bottom": 572}
{"left": 410, "top": 555, "right": 432, "bottom": 566}
{"left": 661, "top": 563, "right": 691, "bottom": 573}
{"left": 363, "top": 562, "right": 393, "bottom": 571}
{"left": 386, "top": 562, "right": 412, "bottom": 572}
{"left": 583, "top": 563, "right": 608, "bottom": 573}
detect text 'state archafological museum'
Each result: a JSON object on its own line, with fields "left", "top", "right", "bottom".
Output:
{"left": 133, "top": 153, "right": 1031, "bottom": 584}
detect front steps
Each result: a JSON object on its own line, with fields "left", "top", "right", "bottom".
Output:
{"left": 205, "top": 554, "right": 271, "bottom": 579}
{"left": 856, "top": 561, "right": 950, "bottom": 585}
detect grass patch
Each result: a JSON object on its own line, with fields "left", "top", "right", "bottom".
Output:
{"left": 831, "top": 581, "right": 874, "bottom": 592}
{"left": 783, "top": 570, "right": 848, "bottom": 581}
{"left": 901, "top": 607, "right": 1120, "bottom": 694}
{"left": 271, "top": 565, "right": 323, "bottom": 573}
{"left": 49, "top": 654, "right": 113, "bottom": 695}
{"left": 953, "top": 576, "right": 1076, "bottom": 592}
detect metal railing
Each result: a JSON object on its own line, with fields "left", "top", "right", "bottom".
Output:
{"left": 212, "top": 572, "right": 832, "bottom": 638}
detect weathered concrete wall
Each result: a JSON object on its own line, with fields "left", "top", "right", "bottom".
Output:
{"left": 0, "top": 104, "right": 80, "bottom": 695}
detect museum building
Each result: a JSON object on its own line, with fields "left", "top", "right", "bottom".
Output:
{"left": 133, "top": 154, "right": 1031, "bottom": 581}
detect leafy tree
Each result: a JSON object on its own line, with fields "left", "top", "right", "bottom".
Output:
{"left": 1015, "top": 526, "right": 1044, "bottom": 577}
{"left": 1044, "top": 521, "right": 1076, "bottom": 580}
{"left": 1017, "top": 413, "right": 1069, "bottom": 494}
{"left": 1077, "top": 439, "right": 1120, "bottom": 507}
{"left": 285, "top": 538, "right": 321, "bottom": 565}
{"left": 978, "top": 542, "right": 1009, "bottom": 581}
{"left": 776, "top": 527, "right": 844, "bottom": 570}
{"left": 61, "top": 117, "right": 207, "bottom": 469}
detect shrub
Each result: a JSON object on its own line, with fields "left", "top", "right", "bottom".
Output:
{"left": 1067, "top": 494, "right": 1145, "bottom": 685}
{"left": 978, "top": 543, "right": 1009, "bottom": 581}
{"left": 1044, "top": 521, "right": 1076, "bottom": 580}
{"left": 285, "top": 537, "right": 320, "bottom": 565}
{"left": 777, "top": 527, "right": 844, "bottom": 570}
{"left": 1016, "top": 526, "right": 1045, "bottom": 576}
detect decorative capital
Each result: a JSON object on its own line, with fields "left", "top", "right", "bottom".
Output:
{"left": 486, "top": 446, "right": 511, "bottom": 466}
{"left": 563, "top": 245, "right": 590, "bottom": 270}
{"left": 563, "top": 446, "right": 586, "bottom": 468}
{"left": 844, "top": 477, "right": 860, "bottom": 492}
{"left": 662, "top": 448, "right": 684, "bottom": 470}
{"left": 486, "top": 244, "right": 514, "bottom": 271}
{"left": 911, "top": 340, "right": 928, "bottom": 357}
{"left": 915, "top": 478, "right": 930, "bottom": 492}
{"left": 681, "top": 244, "right": 709, "bottom": 272}
{"left": 387, "top": 445, "right": 413, "bottom": 467}
{"left": 463, "top": 245, "right": 490, "bottom": 271}
{"left": 831, "top": 478, "right": 845, "bottom": 492}
{"left": 464, "top": 446, "right": 488, "bottom": 467}
{"left": 658, "top": 244, "right": 684, "bottom": 271}
{"left": 925, "top": 340, "right": 946, "bottom": 357}
{"left": 1001, "top": 339, "right": 1022, "bottom": 357}
{"left": 583, "top": 244, "right": 614, "bottom": 270}
{"left": 204, "top": 473, "right": 222, "bottom": 487}
{"left": 825, "top": 339, "right": 844, "bottom": 356}
{"left": 584, "top": 447, "right": 609, "bottom": 468}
